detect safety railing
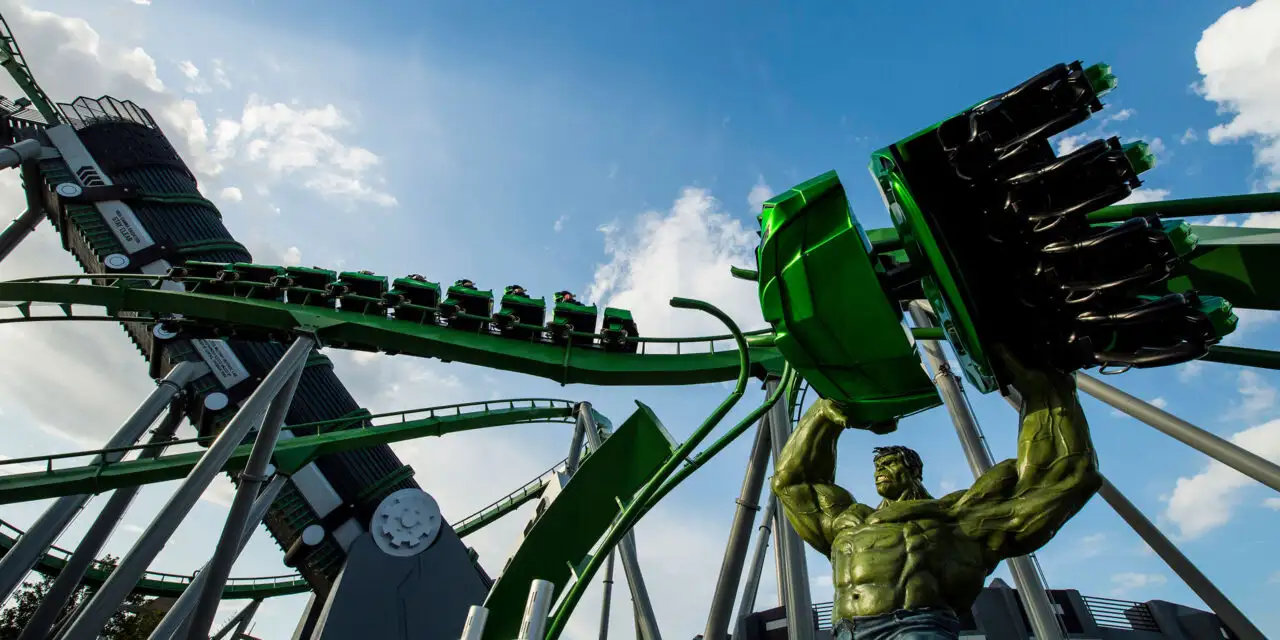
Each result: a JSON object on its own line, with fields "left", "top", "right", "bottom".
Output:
{"left": 1082, "top": 595, "right": 1160, "bottom": 632}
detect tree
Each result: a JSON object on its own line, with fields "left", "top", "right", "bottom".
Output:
{"left": 0, "top": 555, "right": 164, "bottom": 639}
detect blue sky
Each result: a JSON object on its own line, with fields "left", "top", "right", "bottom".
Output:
{"left": 0, "top": 0, "right": 1277, "bottom": 638}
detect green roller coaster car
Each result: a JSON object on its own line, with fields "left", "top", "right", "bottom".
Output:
{"left": 755, "top": 171, "right": 941, "bottom": 427}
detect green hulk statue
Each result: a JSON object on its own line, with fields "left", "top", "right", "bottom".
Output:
{"left": 772, "top": 351, "right": 1102, "bottom": 639}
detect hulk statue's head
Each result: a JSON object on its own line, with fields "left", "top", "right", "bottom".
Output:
{"left": 872, "top": 445, "right": 931, "bottom": 502}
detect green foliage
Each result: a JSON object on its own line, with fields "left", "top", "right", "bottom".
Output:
{"left": 0, "top": 555, "right": 163, "bottom": 639}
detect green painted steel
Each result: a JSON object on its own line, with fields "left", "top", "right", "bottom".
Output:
{"left": 1203, "top": 345, "right": 1280, "bottom": 371}
{"left": 0, "top": 400, "right": 574, "bottom": 504}
{"left": 0, "top": 278, "right": 787, "bottom": 385}
{"left": 755, "top": 170, "right": 941, "bottom": 424}
{"left": 0, "top": 519, "right": 309, "bottom": 599}
{"left": 480, "top": 402, "right": 676, "bottom": 640}
{"left": 1164, "top": 225, "right": 1280, "bottom": 312}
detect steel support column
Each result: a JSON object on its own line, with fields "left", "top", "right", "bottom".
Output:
{"left": 734, "top": 497, "right": 776, "bottom": 639}
{"left": 598, "top": 551, "right": 616, "bottom": 640}
{"left": 188, "top": 358, "right": 306, "bottom": 638}
{"left": 145, "top": 475, "right": 287, "bottom": 640}
{"left": 764, "top": 377, "right": 814, "bottom": 640}
{"left": 0, "top": 162, "right": 48, "bottom": 263}
{"left": 907, "top": 302, "right": 1064, "bottom": 640}
{"left": 0, "top": 360, "right": 206, "bottom": 605}
{"left": 703, "top": 417, "right": 772, "bottom": 640}
{"left": 19, "top": 402, "right": 188, "bottom": 640}
{"left": 210, "top": 598, "right": 262, "bottom": 640}
{"left": 577, "top": 403, "right": 662, "bottom": 640}
{"left": 62, "top": 336, "right": 312, "bottom": 640}
{"left": 1097, "top": 478, "right": 1264, "bottom": 640}
{"left": 1076, "top": 372, "right": 1280, "bottom": 493}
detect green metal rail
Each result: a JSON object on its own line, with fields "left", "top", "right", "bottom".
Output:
{"left": 0, "top": 518, "right": 309, "bottom": 599}
{"left": 0, "top": 276, "right": 787, "bottom": 386}
{"left": 0, "top": 399, "right": 576, "bottom": 504}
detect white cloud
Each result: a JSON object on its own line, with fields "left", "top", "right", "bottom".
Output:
{"left": 1181, "top": 128, "right": 1198, "bottom": 144}
{"left": 747, "top": 176, "right": 773, "bottom": 212}
{"left": 210, "top": 58, "right": 232, "bottom": 89}
{"left": 1105, "top": 108, "right": 1134, "bottom": 123}
{"left": 282, "top": 246, "right": 303, "bottom": 266}
{"left": 554, "top": 214, "right": 568, "bottom": 232}
{"left": 1200, "top": 211, "right": 1280, "bottom": 229}
{"left": 1163, "top": 418, "right": 1280, "bottom": 538}
{"left": 1178, "top": 360, "right": 1206, "bottom": 382}
{"left": 1226, "top": 370, "right": 1277, "bottom": 422}
{"left": 178, "top": 59, "right": 199, "bottom": 79}
{"left": 1116, "top": 188, "right": 1171, "bottom": 205}
{"left": 1195, "top": 0, "right": 1280, "bottom": 189}
{"left": 1110, "top": 572, "right": 1166, "bottom": 596}
{"left": 131, "top": 0, "right": 151, "bottom": 4}
{"left": 177, "top": 59, "right": 211, "bottom": 94}
{"left": 1078, "top": 532, "right": 1109, "bottom": 559}
{"left": 219, "top": 186, "right": 243, "bottom": 202}
{"left": 585, "top": 187, "right": 764, "bottom": 341}
{"left": 1056, "top": 133, "right": 1091, "bottom": 156}
{"left": 1263, "top": 497, "right": 1280, "bottom": 510}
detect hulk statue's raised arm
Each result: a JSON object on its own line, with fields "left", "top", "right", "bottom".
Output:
{"left": 771, "top": 350, "right": 1102, "bottom": 639}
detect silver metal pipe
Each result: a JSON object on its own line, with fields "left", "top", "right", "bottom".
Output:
{"left": 0, "top": 162, "right": 46, "bottom": 262}
{"left": 599, "top": 551, "right": 616, "bottom": 640}
{"left": 703, "top": 417, "right": 772, "bottom": 640}
{"left": 1097, "top": 477, "right": 1263, "bottom": 639}
{"left": 566, "top": 415, "right": 587, "bottom": 474}
{"left": 145, "top": 475, "right": 287, "bottom": 640}
{"left": 764, "top": 377, "right": 814, "bottom": 640}
{"left": 1076, "top": 372, "right": 1280, "bottom": 493}
{"left": 907, "top": 302, "right": 1064, "bottom": 640}
{"left": 187, "top": 359, "right": 306, "bottom": 638}
{"left": 19, "top": 404, "right": 188, "bottom": 640}
{"left": 734, "top": 497, "right": 776, "bottom": 639}
{"left": 0, "top": 139, "right": 41, "bottom": 169}
{"left": 0, "top": 361, "right": 206, "bottom": 605}
{"left": 62, "top": 337, "right": 312, "bottom": 640}
{"left": 210, "top": 598, "right": 262, "bottom": 640}
{"left": 460, "top": 605, "right": 489, "bottom": 640}
{"left": 517, "top": 579, "right": 555, "bottom": 640}
{"left": 578, "top": 403, "right": 663, "bottom": 640}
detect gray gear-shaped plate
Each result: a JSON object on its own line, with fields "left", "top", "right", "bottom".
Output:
{"left": 371, "top": 488, "right": 442, "bottom": 557}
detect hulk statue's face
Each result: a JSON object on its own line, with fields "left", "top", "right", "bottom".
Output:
{"left": 873, "top": 453, "right": 917, "bottom": 500}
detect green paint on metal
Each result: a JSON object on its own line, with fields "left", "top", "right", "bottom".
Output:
{"left": 0, "top": 280, "right": 786, "bottom": 385}
{"left": 0, "top": 403, "right": 573, "bottom": 504}
{"left": 0, "top": 519, "right": 308, "bottom": 599}
{"left": 1202, "top": 345, "right": 1280, "bottom": 371}
{"left": 1163, "top": 225, "right": 1280, "bottom": 311}
{"left": 755, "top": 170, "right": 940, "bottom": 423}
{"left": 480, "top": 403, "right": 675, "bottom": 640}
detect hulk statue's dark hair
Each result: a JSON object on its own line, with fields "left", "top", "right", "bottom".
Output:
{"left": 872, "top": 445, "right": 924, "bottom": 480}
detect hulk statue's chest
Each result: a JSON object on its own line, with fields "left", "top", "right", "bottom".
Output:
{"left": 831, "top": 500, "right": 955, "bottom": 552}
{"left": 827, "top": 500, "right": 991, "bottom": 592}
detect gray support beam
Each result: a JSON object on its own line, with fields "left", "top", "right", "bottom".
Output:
{"left": 577, "top": 404, "right": 662, "bottom": 640}
{"left": 19, "top": 403, "right": 188, "bottom": 640}
{"left": 734, "top": 497, "right": 776, "bottom": 639}
{"left": 598, "top": 551, "right": 616, "bottom": 640}
{"left": 187, "top": 359, "right": 306, "bottom": 639}
{"left": 460, "top": 605, "right": 489, "bottom": 640}
{"left": 0, "top": 162, "right": 47, "bottom": 263}
{"left": 211, "top": 598, "right": 262, "bottom": 640}
{"left": 1097, "top": 477, "right": 1264, "bottom": 640}
{"left": 703, "top": 417, "right": 772, "bottom": 640}
{"left": 1076, "top": 372, "right": 1280, "bottom": 493}
{"left": 0, "top": 139, "right": 41, "bottom": 169}
{"left": 907, "top": 302, "right": 1064, "bottom": 640}
{"left": 62, "top": 337, "right": 313, "bottom": 640}
{"left": 566, "top": 416, "right": 587, "bottom": 474}
{"left": 764, "top": 377, "right": 814, "bottom": 640}
{"left": 0, "top": 360, "right": 206, "bottom": 605}
{"left": 145, "top": 475, "right": 287, "bottom": 640}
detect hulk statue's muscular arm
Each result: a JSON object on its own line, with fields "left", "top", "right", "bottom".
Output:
{"left": 771, "top": 400, "right": 864, "bottom": 557}
{"left": 947, "top": 352, "right": 1103, "bottom": 560}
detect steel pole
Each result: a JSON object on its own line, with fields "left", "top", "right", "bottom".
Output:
{"left": 0, "top": 361, "right": 206, "bottom": 605}
{"left": 517, "top": 579, "right": 555, "bottom": 640}
{"left": 566, "top": 415, "right": 587, "bottom": 474}
{"left": 62, "top": 337, "right": 312, "bottom": 640}
{"left": 460, "top": 606, "right": 490, "bottom": 640}
{"left": 19, "top": 403, "right": 188, "bottom": 640}
{"left": 578, "top": 403, "right": 663, "bottom": 640}
{"left": 187, "top": 359, "right": 306, "bottom": 639}
{"left": 210, "top": 598, "right": 262, "bottom": 640}
{"left": 1076, "top": 372, "right": 1280, "bottom": 493}
{"left": 734, "top": 498, "right": 776, "bottom": 638}
{"left": 907, "top": 302, "right": 1064, "bottom": 640}
{"left": 598, "top": 551, "right": 616, "bottom": 640}
{"left": 765, "top": 378, "right": 815, "bottom": 640}
{"left": 703, "top": 417, "right": 772, "bottom": 640}
{"left": 0, "top": 162, "right": 48, "bottom": 263}
{"left": 145, "top": 475, "right": 287, "bottom": 640}
{"left": 1097, "top": 478, "right": 1264, "bottom": 640}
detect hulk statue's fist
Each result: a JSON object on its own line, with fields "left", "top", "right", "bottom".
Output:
{"left": 813, "top": 398, "right": 898, "bottom": 435}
